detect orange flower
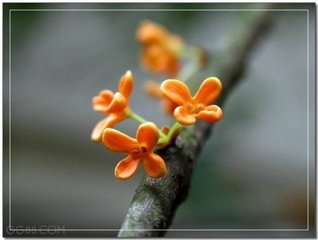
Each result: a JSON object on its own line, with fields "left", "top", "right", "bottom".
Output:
{"left": 102, "top": 122, "right": 167, "bottom": 180}
{"left": 141, "top": 44, "right": 180, "bottom": 78}
{"left": 91, "top": 71, "right": 133, "bottom": 142}
{"left": 160, "top": 77, "right": 223, "bottom": 125}
{"left": 144, "top": 80, "right": 178, "bottom": 114}
{"left": 136, "top": 20, "right": 167, "bottom": 45}
{"left": 137, "top": 20, "right": 184, "bottom": 77}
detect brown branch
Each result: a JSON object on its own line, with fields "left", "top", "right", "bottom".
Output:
{"left": 118, "top": 7, "right": 272, "bottom": 237}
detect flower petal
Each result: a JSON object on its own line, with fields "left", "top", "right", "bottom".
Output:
{"left": 144, "top": 80, "right": 162, "bottom": 98}
{"left": 99, "top": 89, "right": 114, "bottom": 101}
{"left": 160, "top": 79, "right": 192, "bottom": 106}
{"left": 165, "top": 55, "right": 180, "bottom": 78}
{"left": 107, "top": 92, "right": 127, "bottom": 113}
{"left": 114, "top": 155, "right": 141, "bottom": 180}
{"left": 144, "top": 153, "right": 167, "bottom": 178}
{"left": 136, "top": 122, "right": 159, "bottom": 150}
{"left": 91, "top": 115, "right": 119, "bottom": 142}
{"left": 174, "top": 106, "right": 196, "bottom": 125}
{"left": 196, "top": 105, "right": 223, "bottom": 123}
{"left": 162, "top": 99, "right": 178, "bottom": 114}
{"left": 194, "top": 77, "right": 222, "bottom": 105}
{"left": 118, "top": 71, "right": 134, "bottom": 99}
{"left": 141, "top": 44, "right": 169, "bottom": 73}
{"left": 102, "top": 128, "right": 139, "bottom": 152}
{"left": 92, "top": 90, "right": 114, "bottom": 113}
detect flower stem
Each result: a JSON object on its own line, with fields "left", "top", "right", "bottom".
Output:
{"left": 179, "top": 45, "right": 200, "bottom": 59}
{"left": 166, "top": 122, "right": 181, "bottom": 140}
{"left": 128, "top": 110, "right": 167, "bottom": 139}
{"left": 127, "top": 111, "right": 148, "bottom": 124}
{"left": 157, "top": 122, "right": 182, "bottom": 146}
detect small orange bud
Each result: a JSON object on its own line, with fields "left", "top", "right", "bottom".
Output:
{"left": 144, "top": 80, "right": 163, "bottom": 98}
{"left": 160, "top": 125, "right": 170, "bottom": 135}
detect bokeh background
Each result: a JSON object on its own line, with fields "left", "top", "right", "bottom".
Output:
{"left": 3, "top": 3, "right": 316, "bottom": 238}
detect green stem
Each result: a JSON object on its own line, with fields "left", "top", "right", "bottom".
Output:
{"left": 157, "top": 122, "right": 182, "bottom": 146}
{"left": 166, "top": 122, "right": 181, "bottom": 141}
{"left": 128, "top": 110, "right": 166, "bottom": 139}
{"left": 179, "top": 45, "right": 200, "bottom": 59}
{"left": 128, "top": 111, "right": 148, "bottom": 124}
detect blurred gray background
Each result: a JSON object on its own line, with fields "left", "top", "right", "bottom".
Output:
{"left": 3, "top": 3, "right": 316, "bottom": 238}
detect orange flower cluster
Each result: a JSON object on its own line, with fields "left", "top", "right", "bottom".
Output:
{"left": 92, "top": 72, "right": 223, "bottom": 180}
{"left": 92, "top": 71, "right": 168, "bottom": 179}
{"left": 92, "top": 20, "right": 223, "bottom": 181}
{"left": 137, "top": 20, "right": 184, "bottom": 77}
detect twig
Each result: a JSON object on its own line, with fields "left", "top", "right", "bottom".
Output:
{"left": 118, "top": 7, "right": 272, "bottom": 237}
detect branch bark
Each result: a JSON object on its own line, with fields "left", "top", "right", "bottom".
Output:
{"left": 118, "top": 7, "right": 272, "bottom": 237}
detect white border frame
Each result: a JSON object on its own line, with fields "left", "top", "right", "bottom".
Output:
{"left": 6, "top": 7, "right": 311, "bottom": 233}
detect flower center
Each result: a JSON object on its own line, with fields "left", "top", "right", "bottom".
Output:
{"left": 186, "top": 102, "right": 205, "bottom": 114}
{"left": 130, "top": 146, "right": 148, "bottom": 156}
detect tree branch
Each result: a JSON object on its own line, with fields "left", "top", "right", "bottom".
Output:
{"left": 118, "top": 7, "right": 272, "bottom": 237}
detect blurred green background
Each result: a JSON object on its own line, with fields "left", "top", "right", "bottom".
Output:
{"left": 3, "top": 3, "right": 316, "bottom": 238}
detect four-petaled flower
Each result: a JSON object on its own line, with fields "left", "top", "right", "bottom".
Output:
{"left": 160, "top": 77, "right": 223, "bottom": 125}
{"left": 103, "top": 122, "right": 167, "bottom": 180}
{"left": 137, "top": 20, "right": 184, "bottom": 77}
{"left": 91, "top": 71, "right": 133, "bottom": 142}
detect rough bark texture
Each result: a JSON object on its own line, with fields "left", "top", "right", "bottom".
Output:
{"left": 118, "top": 7, "right": 272, "bottom": 237}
